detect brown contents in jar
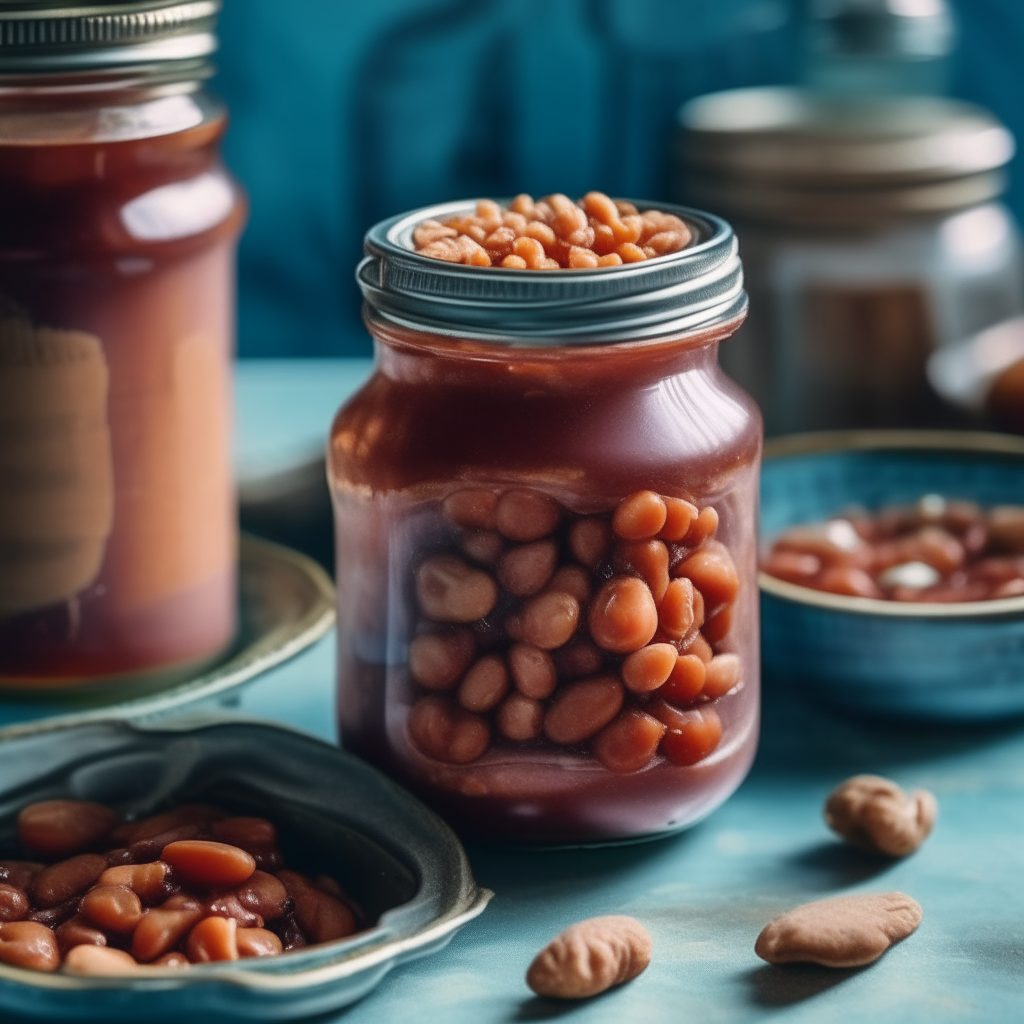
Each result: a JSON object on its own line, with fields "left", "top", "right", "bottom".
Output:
{"left": 2, "top": 799, "right": 362, "bottom": 975}
{"left": 405, "top": 488, "right": 742, "bottom": 774}
{"left": 413, "top": 193, "right": 692, "bottom": 269}
{"left": 763, "top": 496, "right": 1024, "bottom": 602}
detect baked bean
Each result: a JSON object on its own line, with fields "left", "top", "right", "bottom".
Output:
{"left": 209, "top": 817, "right": 278, "bottom": 853}
{"left": 33, "top": 853, "right": 107, "bottom": 908}
{"left": 54, "top": 915, "right": 106, "bottom": 953}
{"left": 569, "top": 516, "right": 613, "bottom": 567}
{"left": 544, "top": 676, "right": 624, "bottom": 745}
{"left": 128, "top": 823, "right": 203, "bottom": 863}
{"left": 64, "top": 944, "right": 138, "bottom": 975}
{"left": 682, "top": 506, "right": 719, "bottom": 546}
{"left": 112, "top": 804, "right": 222, "bottom": 846}
{"left": 589, "top": 576, "right": 658, "bottom": 653}
{"left": 495, "top": 490, "right": 560, "bottom": 541}
{"left": 613, "top": 491, "right": 667, "bottom": 540}
{"left": 621, "top": 643, "right": 677, "bottom": 693}
{"left": 161, "top": 841, "right": 256, "bottom": 889}
{"left": 187, "top": 915, "right": 239, "bottom": 962}
{"left": 412, "top": 218, "right": 457, "bottom": 248}
{"left": 484, "top": 226, "right": 517, "bottom": 259}
{"left": 0, "top": 921, "right": 60, "bottom": 972}
{"left": 526, "top": 916, "right": 652, "bottom": 999}
{"left": 0, "top": 884, "right": 28, "bottom": 922}
{"left": 702, "top": 602, "right": 734, "bottom": 644}
{"left": 496, "top": 694, "right": 545, "bottom": 741}
{"left": 277, "top": 870, "right": 357, "bottom": 944}
{"left": 80, "top": 885, "right": 143, "bottom": 933}
{"left": 552, "top": 639, "right": 604, "bottom": 679}
{"left": 205, "top": 892, "right": 263, "bottom": 928}
{"left": 675, "top": 541, "right": 739, "bottom": 607}
{"left": 658, "top": 577, "right": 699, "bottom": 640}
{"left": 0, "top": 861, "right": 43, "bottom": 891}
{"left": 443, "top": 489, "right": 499, "bottom": 530}
{"left": 17, "top": 800, "right": 117, "bottom": 860}
{"left": 25, "top": 895, "right": 79, "bottom": 928}
{"left": 236, "top": 870, "right": 291, "bottom": 921}
{"left": 987, "top": 505, "right": 1024, "bottom": 552}
{"left": 98, "top": 862, "right": 173, "bottom": 905}
{"left": 817, "top": 565, "right": 882, "bottom": 598}
{"left": 416, "top": 555, "right": 499, "bottom": 623}
{"left": 616, "top": 242, "right": 647, "bottom": 263}
{"left": 237, "top": 927, "right": 283, "bottom": 958}
{"left": 519, "top": 590, "right": 580, "bottom": 650}
{"left": 408, "top": 629, "right": 476, "bottom": 691}
{"left": 131, "top": 894, "right": 204, "bottom": 962}
{"left": 658, "top": 707, "right": 722, "bottom": 766}
{"left": 896, "top": 527, "right": 965, "bottom": 574}
{"left": 593, "top": 708, "right": 667, "bottom": 773}
{"left": 153, "top": 951, "right": 189, "bottom": 968}
{"left": 273, "top": 913, "right": 307, "bottom": 951}
{"left": 462, "top": 529, "right": 504, "bottom": 565}
{"left": 761, "top": 549, "right": 821, "bottom": 584}
{"left": 548, "top": 564, "right": 592, "bottom": 604}
{"left": 992, "top": 577, "right": 1024, "bottom": 598}
{"left": 686, "top": 633, "right": 714, "bottom": 663}
{"left": 458, "top": 655, "right": 510, "bottom": 713}
{"left": 568, "top": 246, "right": 599, "bottom": 268}
{"left": 659, "top": 497, "right": 698, "bottom": 542}
{"left": 508, "top": 644, "right": 557, "bottom": 699}
{"left": 702, "top": 654, "right": 741, "bottom": 699}
{"left": 408, "top": 695, "right": 491, "bottom": 763}
{"left": 498, "top": 540, "right": 558, "bottom": 596}
{"left": 658, "top": 654, "right": 706, "bottom": 704}
{"left": 614, "top": 539, "right": 670, "bottom": 602}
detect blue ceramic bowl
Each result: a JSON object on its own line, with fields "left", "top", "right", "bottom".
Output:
{"left": 760, "top": 431, "right": 1024, "bottom": 721}
{"left": 0, "top": 717, "right": 490, "bottom": 1020}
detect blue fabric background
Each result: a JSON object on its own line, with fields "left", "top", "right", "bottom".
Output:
{"left": 213, "top": 0, "right": 1024, "bottom": 358}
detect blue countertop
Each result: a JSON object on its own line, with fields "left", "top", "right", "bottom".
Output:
{"left": 234, "top": 359, "right": 1022, "bottom": 1023}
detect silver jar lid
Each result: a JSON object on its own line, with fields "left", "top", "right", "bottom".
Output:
{"left": 679, "top": 87, "right": 1014, "bottom": 226}
{"left": 0, "top": 1, "right": 219, "bottom": 75}
{"left": 357, "top": 199, "right": 745, "bottom": 346}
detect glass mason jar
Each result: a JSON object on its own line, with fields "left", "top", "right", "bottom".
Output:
{"left": 678, "top": 88, "right": 1023, "bottom": 435}
{"left": 0, "top": 2, "right": 245, "bottom": 687}
{"left": 329, "top": 200, "right": 762, "bottom": 844}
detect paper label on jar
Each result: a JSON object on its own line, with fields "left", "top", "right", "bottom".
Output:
{"left": 0, "top": 310, "right": 114, "bottom": 617}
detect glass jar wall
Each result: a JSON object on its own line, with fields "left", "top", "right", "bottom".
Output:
{"left": 0, "top": 2, "right": 245, "bottom": 686}
{"left": 330, "top": 201, "right": 761, "bottom": 844}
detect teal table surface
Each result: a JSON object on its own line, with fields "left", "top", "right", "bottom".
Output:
{"left": 234, "top": 359, "right": 1023, "bottom": 1024}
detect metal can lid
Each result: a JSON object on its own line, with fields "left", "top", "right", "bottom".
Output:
{"left": 0, "top": 1, "right": 220, "bottom": 75}
{"left": 358, "top": 199, "right": 745, "bottom": 346}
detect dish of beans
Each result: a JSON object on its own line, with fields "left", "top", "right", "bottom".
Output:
{"left": 0, "top": 800, "right": 360, "bottom": 976}
{"left": 406, "top": 488, "right": 743, "bottom": 774}
{"left": 762, "top": 496, "right": 1024, "bottom": 602}
{"left": 412, "top": 192, "right": 692, "bottom": 269}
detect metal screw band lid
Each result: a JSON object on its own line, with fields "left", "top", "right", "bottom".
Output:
{"left": 0, "top": 1, "right": 220, "bottom": 74}
{"left": 358, "top": 199, "right": 746, "bottom": 347}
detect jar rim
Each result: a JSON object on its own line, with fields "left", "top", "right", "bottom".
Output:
{"left": 358, "top": 198, "right": 746, "bottom": 347}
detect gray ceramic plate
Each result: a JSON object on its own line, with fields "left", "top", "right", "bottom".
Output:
{"left": 0, "top": 536, "right": 335, "bottom": 739}
{"left": 0, "top": 716, "right": 492, "bottom": 1020}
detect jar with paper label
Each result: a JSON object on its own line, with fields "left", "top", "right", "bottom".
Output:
{"left": 0, "top": 2, "right": 245, "bottom": 686}
{"left": 330, "top": 197, "right": 761, "bottom": 843}
{"left": 679, "top": 88, "right": 1023, "bottom": 434}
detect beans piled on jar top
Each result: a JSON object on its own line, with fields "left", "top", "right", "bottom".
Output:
{"left": 0, "top": 800, "right": 360, "bottom": 975}
{"left": 407, "top": 488, "right": 743, "bottom": 773}
{"left": 762, "top": 496, "right": 1024, "bottom": 602}
{"left": 412, "top": 192, "right": 692, "bottom": 269}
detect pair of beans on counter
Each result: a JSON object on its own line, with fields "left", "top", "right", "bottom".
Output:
{"left": 527, "top": 774, "right": 936, "bottom": 999}
{"left": 408, "top": 487, "right": 743, "bottom": 772}
{"left": 763, "top": 495, "right": 1024, "bottom": 602}
{"left": 0, "top": 800, "right": 360, "bottom": 975}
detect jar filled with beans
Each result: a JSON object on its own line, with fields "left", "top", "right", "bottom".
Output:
{"left": 331, "top": 195, "right": 761, "bottom": 843}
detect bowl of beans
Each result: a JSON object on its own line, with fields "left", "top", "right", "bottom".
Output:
{"left": 759, "top": 430, "right": 1024, "bottom": 721}
{"left": 0, "top": 717, "right": 490, "bottom": 1020}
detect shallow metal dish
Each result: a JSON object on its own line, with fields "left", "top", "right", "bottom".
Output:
{"left": 0, "top": 717, "right": 491, "bottom": 1020}
{"left": 0, "top": 536, "right": 335, "bottom": 739}
{"left": 760, "top": 430, "right": 1024, "bottom": 721}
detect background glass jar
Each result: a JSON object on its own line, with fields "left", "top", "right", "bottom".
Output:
{"left": 330, "top": 201, "right": 761, "bottom": 844}
{"left": 0, "top": 2, "right": 245, "bottom": 686}
{"left": 678, "top": 88, "right": 1023, "bottom": 435}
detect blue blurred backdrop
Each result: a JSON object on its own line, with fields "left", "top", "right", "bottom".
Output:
{"left": 214, "top": 0, "right": 1024, "bottom": 358}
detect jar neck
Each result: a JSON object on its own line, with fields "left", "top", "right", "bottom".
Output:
{"left": 365, "top": 307, "right": 746, "bottom": 391}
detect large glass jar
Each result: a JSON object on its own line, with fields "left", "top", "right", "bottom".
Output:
{"left": 0, "top": 2, "right": 245, "bottom": 687}
{"left": 329, "top": 201, "right": 761, "bottom": 844}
